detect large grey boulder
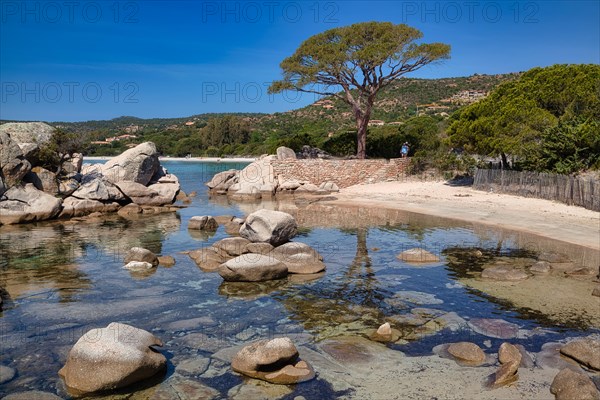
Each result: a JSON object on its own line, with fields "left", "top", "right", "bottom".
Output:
{"left": 276, "top": 146, "right": 296, "bottom": 160}
{"left": 71, "top": 176, "right": 125, "bottom": 202}
{"left": 206, "top": 169, "right": 237, "bottom": 189}
{"left": 102, "top": 142, "right": 160, "bottom": 185}
{"left": 58, "top": 322, "right": 166, "bottom": 394}
{"left": 0, "top": 122, "right": 55, "bottom": 161}
{"left": 0, "top": 184, "right": 62, "bottom": 225}
{"left": 228, "top": 156, "right": 277, "bottom": 198}
{"left": 269, "top": 242, "right": 326, "bottom": 274}
{"left": 239, "top": 209, "right": 297, "bottom": 246}
{"left": 218, "top": 254, "right": 288, "bottom": 282}
{"left": 23, "top": 167, "right": 59, "bottom": 194}
{"left": 0, "top": 131, "right": 31, "bottom": 193}
{"left": 115, "top": 181, "right": 178, "bottom": 206}
{"left": 0, "top": 122, "right": 54, "bottom": 147}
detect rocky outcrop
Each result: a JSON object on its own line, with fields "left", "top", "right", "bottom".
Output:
{"left": 239, "top": 209, "right": 297, "bottom": 246}
{"left": 102, "top": 142, "right": 160, "bottom": 185}
{"left": 0, "top": 131, "right": 31, "bottom": 194}
{"left": 218, "top": 254, "right": 288, "bottom": 282}
{"left": 0, "top": 140, "right": 180, "bottom": 225}
{"left": 58, "top": 197, "right": 120, "bottom": 218}
{"left": 231, "top": 337, "right": 315, "bottom": 384}
{"left": 71, "top": 176, "right": 124, "bottom": 202}
{"left": 0, "top": 184, "right": 62, "bottom": 224}
{"left": 58, "top": 322, "right": 166, "bottom": 394}
{"left": 550, "top": 368, "right": 600, "bottom": 400}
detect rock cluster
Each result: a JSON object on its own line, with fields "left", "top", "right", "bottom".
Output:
{"left": 205, "top": 153, "right": 339, "bottom": 199}
{"left": 188, "top": 209, "right": 326, "bottom": 282}
{"left": 59, "top": 322, "right": 166, "bottom": 394}
{"left": 0, "top": 123, "right": 180, "bottom": 225}
{"left": 231, "top": 337, "right": 315, "bottom": 384}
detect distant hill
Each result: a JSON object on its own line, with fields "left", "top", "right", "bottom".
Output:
{"left": 0, "top": 73, "right": 520, "bottom": 156}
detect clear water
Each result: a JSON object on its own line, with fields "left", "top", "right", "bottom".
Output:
{"left": 0, "top": 160, "right": 598, "bottom": 399}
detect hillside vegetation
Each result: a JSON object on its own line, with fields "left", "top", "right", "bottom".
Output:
{"left": 2, "top": 73, "right": 515, "bottom": 158}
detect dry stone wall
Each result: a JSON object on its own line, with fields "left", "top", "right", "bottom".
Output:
{"left": 271, "top": 158, "right": 410, "bottom": 188}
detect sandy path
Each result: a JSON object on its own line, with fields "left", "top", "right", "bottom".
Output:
{"left": 330, "top": 180, "right": 599, "bottom": 250}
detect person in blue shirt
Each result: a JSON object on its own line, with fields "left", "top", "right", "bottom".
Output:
{"left": 401, "top": 142, "right": 410, "bottom": 158}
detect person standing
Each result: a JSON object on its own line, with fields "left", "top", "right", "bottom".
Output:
{"left": 401, "top": 142, "right": 410, "bottom": 158}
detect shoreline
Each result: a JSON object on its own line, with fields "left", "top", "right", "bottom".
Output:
{"left": 326, "top": 179, "right": 600, "bottom": 251}
{"left": 84, "top": 156, "right": 256, "bottom": 163}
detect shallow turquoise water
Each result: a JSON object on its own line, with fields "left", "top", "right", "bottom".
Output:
{"left": 0, "top": 160, "right": 598, "bottom": 398}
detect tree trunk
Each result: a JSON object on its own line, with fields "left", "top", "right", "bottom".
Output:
{"left": 356, "top": 117, "right": 368, "bottom": 159}
{"left": 500, "top": 152, "right": 510, "bottom": 169}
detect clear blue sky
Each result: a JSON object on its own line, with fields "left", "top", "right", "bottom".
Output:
{"left": 1, "top": 0, "right": 598, "bottom": 122}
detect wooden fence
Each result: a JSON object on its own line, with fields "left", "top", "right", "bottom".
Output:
{"left": 473, "top": 169, "right": 600, "bottom": 211}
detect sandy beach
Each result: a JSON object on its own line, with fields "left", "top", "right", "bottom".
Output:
{"left": 329, "top": 179, "right": 599, "bottom": 251}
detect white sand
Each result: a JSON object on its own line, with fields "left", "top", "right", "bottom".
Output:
{"left": 331, "top": 179, "right": 599, "bottom": 250}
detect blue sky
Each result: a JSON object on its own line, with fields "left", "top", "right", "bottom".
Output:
{"left": 1, "top": 0, "right": 598, "bottom": 122}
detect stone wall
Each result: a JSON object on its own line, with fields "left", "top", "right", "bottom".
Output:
{"left": 271, "top": 158, "right": 410, "bottom": 188}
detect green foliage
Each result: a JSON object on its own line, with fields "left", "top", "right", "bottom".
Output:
{"left": 523, "top": 118, "right": 600, "bottom": 174}
{"left": 38, "top": 129, "right": 86, "bottom": 175}
{"left": 448, "top": 64, "right": 600, "bottom": 173}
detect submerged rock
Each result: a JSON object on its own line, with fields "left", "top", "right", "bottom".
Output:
{"left": 157, "top": 255, "right": 176, "bottom": 267}
{"left": 189, "top": 247, "right": 228, "bottom": 271}
{"left": 58, "top": 322, "right": 166, "bottom": 394}
{"left": 550, "top": 368, "right": 600, "bottom": 400}
{"left": 481, "top": 266, "right": 529, "bottom": 281}
{"left": 213, "top": 237, "right": 251, "bottom": 257}
{"left": 239, "top": 209, "right": 297, "bottom": 246}
{"left": 396, "top": 248, "right": 440, "bottom": 264}
{"left": 530, "top": 261, "right": 552, "bottom": 274}
{"left": 232, "top": 337, "right": 314, "bottom": 384}
{"left": 468, "top": 318, "right": 520, "bottom": 339}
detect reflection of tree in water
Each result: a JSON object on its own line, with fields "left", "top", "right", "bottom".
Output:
{"left": 273, "top": 228, "right": 388, "bottom": 339}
